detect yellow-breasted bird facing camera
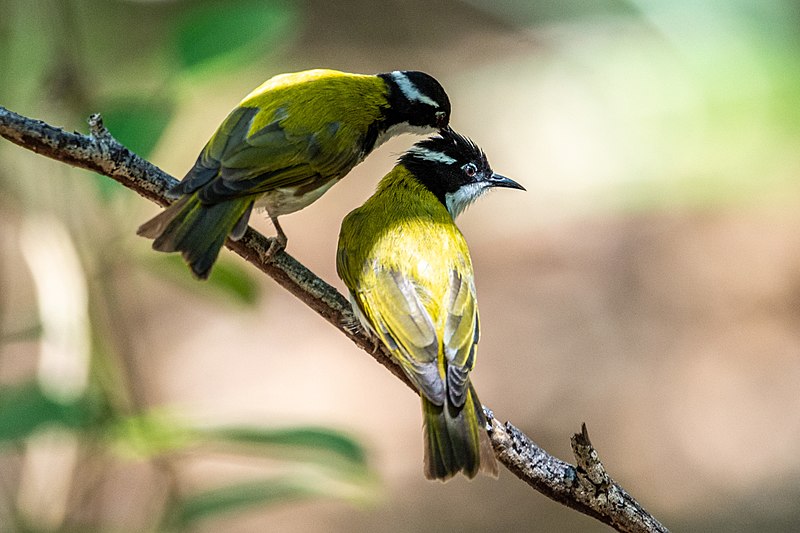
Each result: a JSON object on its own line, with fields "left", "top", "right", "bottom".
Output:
{"left": 138, "top": 68, "right": 451, "bottom": 279}
{"left": 337, "top": 128, "right": 525, "bottom": 480}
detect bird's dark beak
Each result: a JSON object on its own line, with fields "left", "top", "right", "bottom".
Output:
{"left": 488, "top": 173, "right": 526, "bottom": 191}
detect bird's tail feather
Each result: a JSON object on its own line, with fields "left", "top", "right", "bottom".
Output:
{"left": 137, "top": 194, "right": 252, "bottom": 279}
{"left": 422, "top": 382, "right": 498, "bottom": 481}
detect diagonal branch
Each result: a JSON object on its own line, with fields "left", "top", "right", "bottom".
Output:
{"left": 0, "top": 105, "right": 668, "bottom": 533}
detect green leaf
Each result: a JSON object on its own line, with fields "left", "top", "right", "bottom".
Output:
{"left": 175, "top": 478, "right": 322, "bottom": 526}
{"left": 174, "top": 0, "right": 296, "bottom": 73}
{"left": 0, "top": 382, "right": 99, "bottom": 443}
{"left": 105, "top": 414, "right": 369, "bottom": 475}
{"left": 206, "top": 426, "right": 368, "bottom": 466}
{"left": 103, "top": 407, "right": 367, "bottom": 468}
{"left": 106, "top": 415, "right": 378, "bottom": 525}
{"left": 205, "top": 256, "right": 261, "bottom": 306}
{"left": 140, "top": 252, "right": 262, "bottom": 307}
{"left": 106, "top": 411, "right": 193, "bottom": 458}
{"left": 101, "top": 96, "right": 175, "bottom": 159}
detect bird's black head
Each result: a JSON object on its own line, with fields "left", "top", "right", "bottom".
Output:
{"left": 400, "top": 127, "right": 525, "bottom": 218}
{"left": 379, "top": 71, "right": 451, "bottom": 131}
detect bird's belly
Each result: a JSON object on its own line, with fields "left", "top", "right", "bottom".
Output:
{"left": 255, "top": 178, "right": 338, "bottom": 217}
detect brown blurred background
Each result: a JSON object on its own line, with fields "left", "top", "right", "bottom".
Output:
{"left": 2, "top": 0, "right": 800, "bottom": 531}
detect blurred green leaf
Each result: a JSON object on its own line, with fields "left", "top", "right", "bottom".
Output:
{"left": 174, "top": 0, "right": 296, "bottom": 73}
{"left": 106, "top": 412, "right": 368, "bottom": 476}
{"left": 101, "top": 96, "right": 175, "bottom": 159}
{"left": 0, "top": 382, "right": 100, "bottom": 443}
{"left": 141, "top": 251, "right": 261, "bottom": 307}
{"left": 106, "top": 410, "right": 193, "bottom": 458}
{"left": 175, "top": 478, "right": 323, "bottom": 527}
{"left": 206, "top": 426, "right": 368, "bottom": 466}
{"left": 206, "top": 256, "right": 261, "bottom": 306}
{"left": 108, "top": 415, "right": 376, "bottom": 526}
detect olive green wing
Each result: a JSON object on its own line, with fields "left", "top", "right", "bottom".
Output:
{"left": 348, "top": 264, "right": 481, "bottom": 410}
{"left": 442, "top": 269, "right": 480, "bottom": 408}
{"left": 351, "top": 268, "right": 447, "bottom": 406}
{"left": 172, "top": 106, "right": 357, "bottom": 203}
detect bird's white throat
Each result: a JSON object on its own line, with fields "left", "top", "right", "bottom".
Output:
{"left": 445, "top": 182, "right": 490, "bottom": 219}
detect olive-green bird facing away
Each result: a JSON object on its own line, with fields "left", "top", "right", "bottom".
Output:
{"left": 337, "top": 128, "right": 525, "bottom": 480}
{"left": 138, "top": 69, "right": 451, "bottom": 279}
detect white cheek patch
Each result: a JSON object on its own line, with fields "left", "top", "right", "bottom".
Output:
{"left": 445, "top": 182, "right": 489, "bottom": 219}
{"left": 391, "top": 71, "right": 439, "bottom": 108}
{"left": 407, "top": 147, "right": 457, "bottom": 165}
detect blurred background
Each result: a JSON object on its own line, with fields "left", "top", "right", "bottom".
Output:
{"left": 2, "top": 0, "right": 800, "bottom": 531}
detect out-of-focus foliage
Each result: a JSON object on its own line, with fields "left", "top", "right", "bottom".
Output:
{"left": 175, "top": 478, "right": 326, "bottom": 527}
{"left": 174, "top": 0, "right": 296, "bottom": 73}
{"left": 0, "top": 382, "right": 372, "bottom": 529}
{"left": 141, "top": 253, "right": 262, "bottom": 307}
{"left": 0, "top": 1, "right": 373, "bottom": 531}
{"left": 100, "top": 97, "right": 176, "bottom": 161}
{"left": 462, "top": 0, "right": 800, "bottom": 213}
{"left": 0, "top": 383, "right": 105, "bottom": 443}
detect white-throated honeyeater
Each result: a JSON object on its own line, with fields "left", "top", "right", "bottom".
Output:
{"left": 336, "top": 127, "right": 525, "bottom": 480}
{"left": 138, "top": 68, "right": 450, "bottom": 279}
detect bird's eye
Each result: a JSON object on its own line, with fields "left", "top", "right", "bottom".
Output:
{"left": 463, "top": 163, "right": 478, "bottom": 177}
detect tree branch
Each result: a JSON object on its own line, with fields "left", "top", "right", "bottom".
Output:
{"left": 0, "top": 105, "right": 668, "bottom": 533}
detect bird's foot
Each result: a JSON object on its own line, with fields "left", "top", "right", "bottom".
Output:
{"left": 369, "top": 335, "right": 384, "bottom": 355}
{"left": 341, "top": 316, "right": 383, "bottom": 354}
{"left": 342, "top": 314, "right": 362, "bottom": 335}
{"left": 264, "top": 233, "right": 287, "bottom": 262}
{"left": 264, "top": 217, "right": 288, "bottom": 262}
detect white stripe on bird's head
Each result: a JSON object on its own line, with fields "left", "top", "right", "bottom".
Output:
{"left": 392, "top": 71, "right": 440, "bottom": 108}
{"left": 407, "top": 147, "right": 457, "bottom": 165}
